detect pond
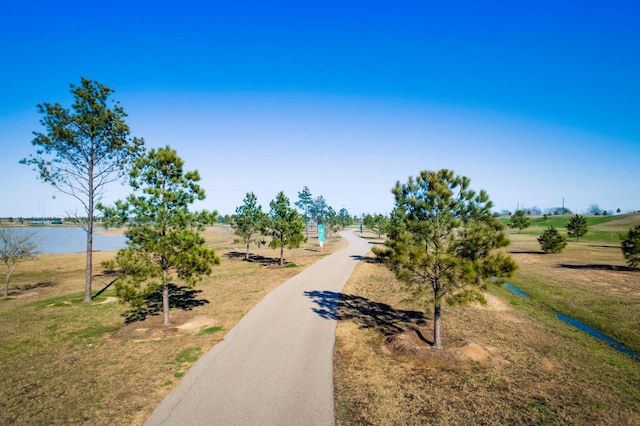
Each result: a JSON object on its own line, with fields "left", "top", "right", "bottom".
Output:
{"left": 2, "top": 226, "right": 126, "bottom": 254}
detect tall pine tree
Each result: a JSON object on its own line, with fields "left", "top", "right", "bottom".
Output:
{"left": 22, "top": 78, "right": 144, "bottom": 302}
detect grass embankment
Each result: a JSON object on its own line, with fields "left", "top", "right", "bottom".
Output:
{"left": 0, "top": 226, "right": 347, "bottom": 425}
{"left": 507, "top": 213, "right": 640, "bottom": 352}
{"left": 334, "top": 215, "right": 640, "bottom": 425}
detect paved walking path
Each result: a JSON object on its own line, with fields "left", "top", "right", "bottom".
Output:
{"left": 145, "top": 230, "right": 372, "bottom": 426}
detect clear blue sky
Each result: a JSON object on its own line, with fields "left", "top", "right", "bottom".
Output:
{"left": 1, "top": 0, "right": 639, "bottom": 217}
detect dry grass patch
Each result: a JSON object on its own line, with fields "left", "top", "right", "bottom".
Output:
{"left": 506, "top": 231, "right": 640, "bottom": 351}
{"left": 0, "top": 226, "right": 347, "bottom": 425}
{"left": 335, "top": 248, "right": 640, "bottom": 425}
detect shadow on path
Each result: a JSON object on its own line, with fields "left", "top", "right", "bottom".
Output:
{"left": 304, "top": 290, "right": 426, "bottom": 336}
{"left": 123, "top": 284, "right": 209, "bottom": 324}
{"left": 349, "top": 255, "right": 379, "bottom": 264}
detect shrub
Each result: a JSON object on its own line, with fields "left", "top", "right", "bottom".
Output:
{"left": 538, "top": 226, "right": 567, "bottom": 253}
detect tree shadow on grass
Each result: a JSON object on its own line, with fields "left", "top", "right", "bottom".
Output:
{"left": 123, "top": 284, "right": 209, "bottom": 324}
{"left": 303, "top": 290, "right": 426, "bottom": 336}
{"left": 588, "top": 244, "right": 621, "bottom": 250}
{"left": 225, "top": 251, "right": 282, "bottom": 265}
{"left": 557, "top": 263, "right": 636, "bottom": 272}
{"left": 9, "top": 280, "right": 57, "bottom": 295}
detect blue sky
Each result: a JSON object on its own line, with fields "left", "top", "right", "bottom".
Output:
{"left": 1, "top": 1, "right": 639, "bottom": 217}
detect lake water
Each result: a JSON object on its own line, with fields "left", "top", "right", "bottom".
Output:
{"left": 2, "top": 226, "right": 126, "bottom": 254}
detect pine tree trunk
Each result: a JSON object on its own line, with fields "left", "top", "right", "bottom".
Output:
{"left": 433, "top": 302, "right": 442, "bottom": 349}
{"left": 84, "top": 202, "right": 94, "bottom": 303}
{"left": 279, "top": 233, "right": 285, "bottom": 266}
{"left": 245, "top": 240, "right": 250, "bottom": 261}
{"left": 162, "top": 279, "right": 171, "bottom": 326}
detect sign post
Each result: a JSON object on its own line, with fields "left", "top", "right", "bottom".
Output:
{"left": 317, "top": 224, "right": 325, "bottom": 252}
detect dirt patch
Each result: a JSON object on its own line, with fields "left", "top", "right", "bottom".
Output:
{"left": 176, "top": 315, "right": 217, "bottom": 334}
{"left": 109, "top": 311, "right": 218, "bottom": 342}
{"left": 383, "top": 326, "right": 507, "bottom": 368}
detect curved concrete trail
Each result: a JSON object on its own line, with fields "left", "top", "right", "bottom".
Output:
{"left": 145, "top": 230, "right": 371, "bottom": 426}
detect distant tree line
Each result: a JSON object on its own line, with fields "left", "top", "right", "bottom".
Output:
{"left": 226, "top": 186, "right": 355, "bottom": 265}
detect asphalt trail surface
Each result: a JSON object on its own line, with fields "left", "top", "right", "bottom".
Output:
{"left": 145, "top": 230, "right": 372, "bottom": 426}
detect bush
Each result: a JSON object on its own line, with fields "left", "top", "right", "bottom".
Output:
{"left": 538, "top": 226, "right": 567, "bottom": 253}
{"left": 101, "top": 259, "right": 117, "bottom": 271}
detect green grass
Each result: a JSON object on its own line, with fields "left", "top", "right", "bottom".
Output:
{"left": 501, "top": 213, "right": 638, "bottom": 244}
{"left": 199, "top": 325, "right": 223, "bottom": 335}
{"left": 508, "top": 273, "right": 640, "bottom": 353}
{"left": 76, "top": 324, "right": 121, "bottom": 339}
{"left": 491, "top": 282, "right": 639, "bottom": 371}
{"left": 174, "top": 347, "right": 202, "bottom": 364}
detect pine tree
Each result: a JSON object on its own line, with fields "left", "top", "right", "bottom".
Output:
{"left": 22, "top": 78, "right": 144, "bottom": 302}
{"left": 508, "top": 210, "right": 530, "bottom": 233}
{"left": 621, "top": 224, "right": 640, "bottom": 269}
{"left": 538, "top": 226, "right": 567, "bottom": 253}
{"left": 566, "top": 214, "right": 588, "bottom": 241}
{"left": 100, "top": 146, "right": 219, "bottom": 325}
{"left": 267, "top": 192, "right": 306, "bottom": 265}
{"left": 374, "top": 169, "right": 516, "bottom": 349}
{"left": 295, "top": 186, "right": 313, "bottom": 237}
{"left": 231, "top": 192, "right": 268, "bottom": 260}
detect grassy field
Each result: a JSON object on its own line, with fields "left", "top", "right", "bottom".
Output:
{"left": 500, "top": 213, "right": 636, "bottom": 243}
{"left": 2, "top": 214, "right": 639, "bottom": 424}
{"left": 0, "top": 226, "right": 347, "bottom": 425}
{"left": 334, "top": 214, "right": 640, "bottom": 425}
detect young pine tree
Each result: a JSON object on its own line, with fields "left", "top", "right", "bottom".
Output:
{"left": 231, "top": 192, "right": 268, "bottom": 261}
{"left": 374, "top": 169, "right": 517, "bottom": 349}
{"left": 101, "top": 146, "right": 219, "bottom": 325}
{"left": 267, "top": 192, "right": 306, "bottom": 266}
{"left": 538, "top": 226, "right": 567, "bottom": 253}
{"left": 621, "top": 224, "right": 640, "bottom": 269}
{"left": 566, "top": 214, "right": 588, "bottom": 241}
{"left": 508, "top": 210, "right": 530, "bottom": 233}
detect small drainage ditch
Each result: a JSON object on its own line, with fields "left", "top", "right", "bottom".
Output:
{"left": 503, "top": 283, "right": 639, "bottom": 361}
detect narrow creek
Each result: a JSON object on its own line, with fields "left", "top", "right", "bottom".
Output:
{"left": 503, "top": 283, "right": 639, "bottom": 361}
